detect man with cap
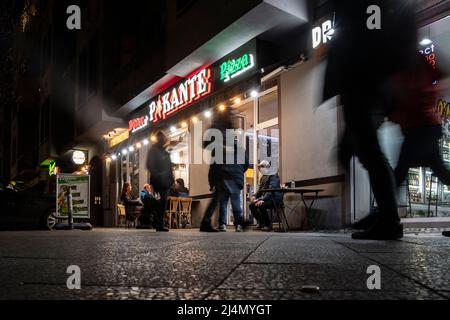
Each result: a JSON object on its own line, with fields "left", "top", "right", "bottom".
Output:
{"left": 249, "top": 160, "right": 283, "bottom": 232}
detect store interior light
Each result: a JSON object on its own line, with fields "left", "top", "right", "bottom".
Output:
{"left": 122, "top": 149, "right": 128, "bottom": 155}
{"left": 170, "top": 126, "right": 177, "bottom": 133}
{"left": 234, "top": 98, "right": 241, "bottom": 104}
{"left": 128, "top": 146, "right": 135, "bottom": 152}
{"left": 181, "top": 121, "right": 188, "bottom": 128}
{"left": 151, "top": 135, "right": 157, "bottom": 143}
{"left": 419, "top": 38, "right": 433, "bottom": 46}
{"left": 219, "top": 105, "right": 226, "bottom": 111}
{"left": 143, "top": 139, "right": 149, "bottom": 145}
{"left": 136, "top": 142, "right": 142, "bottom": 149}
{"left": 251, "top": 90, "right": 258, "bottom": 98}
{"left": 111, "top": 154, "right": 117, "bottom": 160}
{"left": 204, "top": 111, "right": 212, "bottom": 118}
{"left": 192, "top": 116, "right": 199, "bottom": 123}
{"left": 106, "top": 157, "right": 112, "bottom": 163}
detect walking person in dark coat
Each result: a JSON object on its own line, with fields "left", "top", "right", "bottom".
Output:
{"left": 146, "top": 131, "right": 174, "bottom": 232}
{"left": 323, "top": 0, "right": 418, "bottom": 240}
{"left": 201, "top": 108, "right": 249, "bottom": 232}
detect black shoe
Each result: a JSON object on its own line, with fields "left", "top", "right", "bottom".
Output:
{"left": 443, "top": 231, "right": 450, "bottom": 237}
{"left": 351, "top": 213, "right": 378, "bottom": 230}
{"left": 156, "top": 227, "right": 169, "bottom": 232}
{"left": 352, "top": 221, "right": 403, "bottom": 240}
{"left": 200, "top": 225, "right": 219, "bottom": 232}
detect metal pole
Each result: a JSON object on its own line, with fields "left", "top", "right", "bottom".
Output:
{"left": 66, "top": 186, "right": 74, "bottom": 230}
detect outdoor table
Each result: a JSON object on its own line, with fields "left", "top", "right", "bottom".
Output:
{"left": 260, "top": 188, "right": 325, "bottom": 232}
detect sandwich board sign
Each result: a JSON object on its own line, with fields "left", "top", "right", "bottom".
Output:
{"left": 56, "top": 174, "right": 90, "bottom": 219}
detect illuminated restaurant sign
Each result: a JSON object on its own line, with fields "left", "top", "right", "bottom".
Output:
{"left": 149, "top": 68, "right": 211, "bottom": 123}
{"left": 220, "top": 53, "right": 255, "bottom": 82}
{"left": 129, "top": 115, "right": 149, "bottom": 133}
{"left": 128, "top": 68, "right": 211, "bottom": 130}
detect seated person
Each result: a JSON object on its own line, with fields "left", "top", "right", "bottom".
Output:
{"left": 120, "top": 182, "right": 142, "bottom": 225}
{"left": 249, "top": 161, "right": 283, "bottom": 232}
{"left": 169, "top": 178, "right": 190, "bottom": 197}
{"left": 139, "top": 184, "right": 158, "bottom": 229}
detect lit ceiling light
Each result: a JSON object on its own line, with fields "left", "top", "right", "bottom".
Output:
{"left": 106, "top": 157, "right": 112, "bottom": 163}
{"left": 181, "top": 121, "right": 188, "bottom": 128}
{"left": 143, "top": 139, "right": 149, "bottom": 145}
{"left": 192, "top": 116, "right": 199, "bottom": 123}
{"left": 136, "top": 142, "right": 142, "bottom": 149}
{"left": 151, "top": 135, "right": 157, "bottom": 143}
{"left": 234, "top": 98, "right": 241, "bottom": 104}
{"left": 170, "top": 126, "right": 177, "bottom": 133}
{"left": 111, "top": 154, "right": 117, "bottom": 160}
{"left": 219, "top": 105, "right": 226, "bottom": 111}
{"left": 251, "top": 90, "right": 258, "bottom": 98}
{"left": 419, "top": 38, "right": 432, "bottom": 46}
{"left": 122, "top": 149, "right": 128, "bottom": 155}
{"left": 204, "top": 111, "right": 212, "bottom": 118}
{"left": 128, "top": 146, "right": 135, "bottom": 152}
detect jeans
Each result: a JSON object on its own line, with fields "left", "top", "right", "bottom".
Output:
{"left": 202, "top": 180, "right": 243, "bottom": 227}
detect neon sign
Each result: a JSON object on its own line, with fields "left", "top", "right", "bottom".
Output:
{"left": 129, "top": 115, "right": 149, "bottom": 133}
{"left": 148, "top": 68, "right": 211, "bottom": 124}
{"left": 312, "top": 19, "right": 334, "bottom": 49}
{"left": 419, "top": 42, "right": 437, "bottom": 69}
{"left": 220, "top": 54, "right": 255, "bottom": 82}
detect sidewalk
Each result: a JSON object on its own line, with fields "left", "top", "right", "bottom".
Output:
{"left": 0, "top": 229, "right": 448, "bottom": 300}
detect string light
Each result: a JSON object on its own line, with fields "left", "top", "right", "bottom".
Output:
{"left": 219, "top": 105, "right": 226, "bottom": 111}
{"left": 122, "top": 149, "right": 128, "bottom": 155}
{"left": 181, "top": 121, "right": 188, "bottom": 128}
{"left": 136, "top": 142, "right": 142, "bottom": 149}
{"left": 128, "top": 146, "right": 135, "bottom": 152}
{"left": 251, "top": 90, "right": 258, "bottom": 98}
{"left": 234, "top": 98, "right": 241, "bottom": 104}
{"left": 151, "top": 135, "right": 157, "bottom": 143}
{"left": 204, "top": 110, "right": 212, "bottom": 118}
{"left": 111, "top": 154, "right": 117, "bottom": 160}
{"left": 192, "top": 116, "right": 199, "bottom": 123}
{"left": 106, "top": 157, "right": 112, "bottom": 163}
{"left": 143, "top": 139, "right": 149, "bottom": 145}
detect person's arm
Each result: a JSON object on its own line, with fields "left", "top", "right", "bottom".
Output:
{"left": 262, "top": 175, "right": 280, "bottom": 201}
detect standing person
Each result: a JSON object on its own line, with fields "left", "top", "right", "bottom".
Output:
{"left": 323, "top": 0, "right": 418, "bottom": 240}
{"left": 249, "top": 161, "right": 283, "bottom": 232}
{"left": 120, "top": 182, "right": 142, "bottom": 227}
{"left": 201, "top": 108, "right": 249, "bottom": 232}
{"left": 139, "top": 184, "right": 157, "bottom": 229}
{"left": 146, "top": 131, "right": 174, "bottom": 232}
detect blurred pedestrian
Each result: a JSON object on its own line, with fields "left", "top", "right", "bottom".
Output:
{"left": 323, "top": 0, "right": 418, "bottom": 240}
{"left": 201, "top": 108, "right": 249, "bottom": 232}
{"left": 146, "top": 131, "right": 174, "bottom": 232}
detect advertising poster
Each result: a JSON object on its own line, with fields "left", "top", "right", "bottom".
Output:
{"left": 56, "top": 174, "right": 90, "bottom": 219}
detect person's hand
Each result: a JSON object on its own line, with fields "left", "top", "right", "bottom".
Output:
{"left": 250, "top": 196, "right": 256, "bottom": 203}
{"left": 255, "top": 200, "right": 264, "bottom": 207}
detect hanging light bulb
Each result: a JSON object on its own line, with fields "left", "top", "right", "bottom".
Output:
{"left": 181, "top": 121, "right": 188, "bottom": 128}
{"left": 143, "top": 139, "right": 149, "bottom": 146}
{"left": 204, "top": 110, "right": 212, "bottom": 118}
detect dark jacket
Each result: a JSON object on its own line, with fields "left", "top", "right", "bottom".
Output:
{"left": 254, "top": 174, "right": 283, "bottom": 202}
{"left": 146, "top": 144, "right": 174, "bottom": 191}
{"left": 120, "top": 192, "right": 141, "bottom": 220}
{"left": 207, "top": 139, "right": 249, "bottom": 191}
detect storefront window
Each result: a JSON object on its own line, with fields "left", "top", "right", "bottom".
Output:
{"left": 258, "top": 90, "right": 278, "bottom": 124}
{"left": 407, "top": 15, "right": 450, "bottom": 217}
{"left": 167, "top": 128, "right": 190, "bottom": 189}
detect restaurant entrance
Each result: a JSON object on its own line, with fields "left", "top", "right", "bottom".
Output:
{"left": 225, "top": 86, "right": 280, "bottom": 224}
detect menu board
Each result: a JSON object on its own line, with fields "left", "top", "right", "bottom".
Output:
{"left": 56, "top": 174, "right": 90, "bottom": 219}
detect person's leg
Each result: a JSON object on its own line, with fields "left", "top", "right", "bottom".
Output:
{"left": 155, "top": 189, "right": 169, "bottom": 231}
{"left": 342, "top": 92, "right": 402, "bottom": 239}
{"left": 229, "top": 192, "right": 243, "bottom": 229}
{"left": 258, "top": 201, "right": 274, "bottom": 230}
{"left": 219, "top": 193, "right": 229, "bottom": 227}
{"left": 201, "top": 190, "right": 220, "bottom": 228}
{"left": 249, "top": 202, "right": 262, "bottom": 227}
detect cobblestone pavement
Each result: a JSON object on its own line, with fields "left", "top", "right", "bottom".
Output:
{"left": 0, "top": 228, "right": 448, "bottom": 300}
